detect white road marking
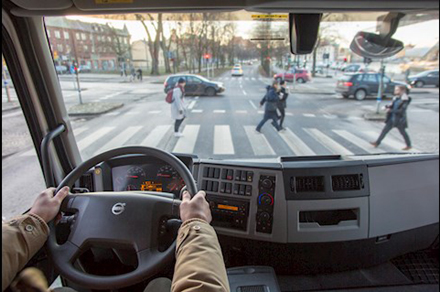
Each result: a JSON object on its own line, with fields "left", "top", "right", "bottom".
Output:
{"left": 99, "top": 91, "right": 127, "bottom": 100}
{"left": 20, "top": 149, "right": 36, "bottom": 157}
{"left": 244, "top": 126, "right": 276, "bottom": 156}
{"left": 236, "top": 110, "right": 248, "bottom": 114}
{"left": 2, "top": 111, "right": 21, "bottom": 118}
{"left": 73, "top": 127, "right": 88, "bottom": 136}
{"left": 173, "top": 125, "right": 200, "bottom": 154}
{"left": 249, "top": 100, "right": 258, "bottom": 110}
{"left": 333, "top": 130, "right": 385, "bottom": 154}
{"left": 346, "top": 116, "right": 363, "bottom": 121}
{"left": 279, "top": 128, "right": 316, "bottom": 156}
{"left": 363, "top": 131, "right": 420, "bottom": 152}
{"left": 140, "top": 125, "right": 171, "bottom": 147}
{"left": 252, "top": 78, "right": 256, "bottom": 81}
{"left": 94, "top": 126, "right": 143, "bottom": 155}
{"left": 195, "top": 96, "right": 200, "bottom": 100}
{"left": 213, "top": 110, "right": 226, "bottom": 114}
{"left": 214, "top": 125, "right": 235, "bottom": 155}
{"left": 188, "top": 101, "right": 197, "bottom": 110}
{"left": 305, "top": 128, "right": 354, "bottom": 156}
{"left": 127, "top": 111, "right": 141, "bottom": 115}
{"left": 192, "top": 109, "right": 203, "bottom": 113}
{"left": 303, "top": 114, "right": 316, "bottom": 118}
{"left": 78, "top": 127, "right": 115, "bottom": 151}
{"left": 242, "top": 90, "right": 247, "bottom": 96}
{"left": 148, "top": 110, "right": 162, "bottom": 114}
{"left": 324, "top": 114, "right": 338, "bottom": 119}
{"left": 258, "top": 111, "right": 264, "bottom": 114}
{"left": 286, "top": 113, "right": 294, "bottom": 117}
{"left": 104, "top": 112, "right": 121, "bottom": 116}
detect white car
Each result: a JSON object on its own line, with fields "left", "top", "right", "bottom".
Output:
{"left": 231, "top": 66, "right": 243, "bottom": 76}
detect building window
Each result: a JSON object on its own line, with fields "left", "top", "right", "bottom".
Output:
{"left": 81, "top": 33, "right": 87, "bottom": 40}
{"left": 54, "top": 31, "right": 61, "bottom": 39}
{"left": 107, "top": 36, "right": 112, "bottom": 42}
{"left": 66, "top": 44, "right": 71, "bottom": 53}
{"left": 64, "top": 31, "right": 70, "bottom": 39}
{"left": 76, "top": 33, "right": 81, "bottom": 40}
{"left": 47, "top": 30, "right": 51, "bottom": 38}
{"left": 124, "top": 38, "right": 128, "bottom": 45}
{"left": 84, "top": 45, "right": 89, "bottom": 52}
{"left": 57, "top": 44, "right": 64, "bottom": 53}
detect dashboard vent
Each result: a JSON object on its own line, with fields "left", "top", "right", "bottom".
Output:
{"left": 79, "top": 172, "right": 94, "bottom": 192}
{"left": 332, "top": 174, "right": 362, "bottom": 191}
{"left": 294, "top": 176, "right": 325, "bottom": 193}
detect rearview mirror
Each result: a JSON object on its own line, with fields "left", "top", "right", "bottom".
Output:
{"left": 350, "top": 31, "right": 404, "bottom": 59}
{"left": 289, "top": 14, "right": 323, "bottom": 55}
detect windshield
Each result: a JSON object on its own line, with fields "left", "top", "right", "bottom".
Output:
{"left": 44, "top": 11, "right": 439, "bottom": 161}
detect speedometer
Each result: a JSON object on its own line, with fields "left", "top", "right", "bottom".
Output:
{"left": 124, "top": 166, "right": 147, "bottom": 191}
{"left": 157, "top": 165, "right": 185, "bottom": 193}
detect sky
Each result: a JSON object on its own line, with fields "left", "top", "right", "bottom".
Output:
{"left": 66, "top": 15, "right": 439, "bottom": 49}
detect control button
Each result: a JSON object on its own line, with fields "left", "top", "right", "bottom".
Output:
{"left": 212, "top": 181, "right": 219, "bottom": 192}
{"left": 226, "top": 183, "right": 232, "bottom": 194}
{"left": 227, "top": 170, "right": 234, "bottom": 181}
{"left": 203, "top": 168, "right": 209, "bottom": 178}
{"left": 245, "top": 185, "right": 252, "bottom": 196}
{"left": 239, "top": 185, "right": 246, "bottom": 196}
{"left": 214, "top": 168, "right": 221, "bottom": 179}
{"left": 209, "top": 201, "right": 216, "bottom": 209}
{"left": 202, "top": 180, "right": 208, "bottom": 190}
{"left": 260, "top": 194, "right": 273, "bottom": 206}
{"left": 235, "top": 170, "right": 242, "bottom": 181}
{"left": 258, "top": 212, "right": 271, "bottom": 222}
{"left": 241, "top": 172, "right": 247, "bottom": 182}
{"left": 220, "top": 182, "right": 226, "bottom": 193}
{"left": 233, "top": 184, "right": 240, "bottom": 195}
{"left": 261, "top": 178, "right": 273, "bottom": 189}
{"left": 207, "top": 181, "right": 213, "bottom": 191}
{"left": 221, "top": 169, "right": 228, "bottom": 180}
{"left": 208, "top": 168, "right": 215, "bottom": 178}
{"left": 247, "top": 172, "right": 254, "bottom": 182}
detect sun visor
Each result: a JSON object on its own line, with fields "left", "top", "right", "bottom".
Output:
{"left": 10, "top": 0, "right": 73, "bottom": 10}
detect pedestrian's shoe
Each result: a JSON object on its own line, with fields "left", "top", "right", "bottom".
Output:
{"left": 370, "top": 142, "right": 379, "bottom": 148}
{"left": 402, "top": 146, "right": 412, "bottom": 151}
{"left": 255, "top": 129, "right": 262, "bottom": 134}
{"left": 174, "top": 132, "right": 184, "bottom": 138}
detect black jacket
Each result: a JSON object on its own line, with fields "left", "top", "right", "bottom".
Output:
{"left": 260, "top": 86, "right": 279, "bottom": 113}
{"left": 385, "top": 96, "right": 412, "bottom": 128}
{"left": 278, "top": 87, "right": 289, "bottom": 109}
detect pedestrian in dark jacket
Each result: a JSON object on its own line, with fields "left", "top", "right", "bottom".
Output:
{"left": 371, "top": 85, "right": 412, "bottom": 150}
{"left": 278, "top": 80, "right": 289, "bottom": 129}
{"left": 256, "top": 81, "right": 283, "bottom": 133}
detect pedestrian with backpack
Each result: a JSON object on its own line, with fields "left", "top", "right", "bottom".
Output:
{"left": 256, "top": 81, "right": 283, "bottom": 133}
{"left": 168, "top": 78, "right": 187, "bottom": 138}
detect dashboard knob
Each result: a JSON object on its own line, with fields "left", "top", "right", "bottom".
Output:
{"left": 260, "top": 194, "right": 273, "bottom": 206}
{"left": 258, "top": 212, "right": 271, "bottom": 222}
{"left": 261, "top": 178, "right": 273, "bottom": 189}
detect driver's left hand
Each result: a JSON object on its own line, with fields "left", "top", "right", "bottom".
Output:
{"left": 29, "top": 187, "right": 69, "bottom": 223}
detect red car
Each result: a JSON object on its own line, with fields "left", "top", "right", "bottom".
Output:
{"left": 274, "top": 69, "right": 312, "bottom": 83}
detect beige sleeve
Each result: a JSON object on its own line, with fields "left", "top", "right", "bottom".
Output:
{"left": 172, "top": 219, "right": 230, "bottom": 292}
{"left": 2, "top": 214, "right": 49, "bottom": 291}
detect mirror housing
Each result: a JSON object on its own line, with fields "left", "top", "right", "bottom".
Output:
{"left": 289, "top": 14, "right": 323, "bottom": 55}
{"left": 350, "top": 32, "right": 404, "bottom": 59}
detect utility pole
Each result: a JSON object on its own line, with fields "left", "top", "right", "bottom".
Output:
{"left": 2, "top": 56, "right": 12, "bottom": 103}
{"left": 376, "top": 60, "right": 386, "bottom": 114}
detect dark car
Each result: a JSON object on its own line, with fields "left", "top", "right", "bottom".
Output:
{"left": 336, "top": 73, "right": 409, "bottom": 100}
{"left": 164, "top": 74, "right": 225, "bottom": 96}
{"left": 407, "top": 70, "right": 439, "bottom": 88}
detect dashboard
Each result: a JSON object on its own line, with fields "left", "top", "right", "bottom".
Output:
{"left": 84, "top": 153, "right": 439, "bottom": 247}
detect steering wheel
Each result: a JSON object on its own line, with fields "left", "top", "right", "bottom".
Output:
{"left": 47, "top": 147, "right": 198, "bottom": 289}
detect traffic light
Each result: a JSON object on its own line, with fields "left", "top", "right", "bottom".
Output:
{"left": 204, "top": 54, "right": 211, "bottom": 59}
{"left": 344, "top": 57, "right": 348, "bottom": 63}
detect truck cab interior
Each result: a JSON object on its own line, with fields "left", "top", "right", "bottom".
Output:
{"left": 2, "top": 0, "right": 439, "bottom": 291}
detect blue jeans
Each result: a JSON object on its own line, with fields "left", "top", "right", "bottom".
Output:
{"left": 256, "top": 112, "right": 281, "bottom": 132}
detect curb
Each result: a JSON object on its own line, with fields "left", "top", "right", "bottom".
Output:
{"left": 68, "top": 103, "right": 124, "bottom": 117}
{"left": 2, "top": 105, "right": 20, "bottom": 113}
{"left": 364, "top": 113, "right": 386, "bottom": 121}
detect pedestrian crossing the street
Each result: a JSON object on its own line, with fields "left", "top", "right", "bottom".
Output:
{"left": 19, "top": 123, "right": 421, "bottom": 158}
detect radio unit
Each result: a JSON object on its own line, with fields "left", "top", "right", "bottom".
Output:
{"left": 207, "top": 195, "right": 250, "bottom": 231}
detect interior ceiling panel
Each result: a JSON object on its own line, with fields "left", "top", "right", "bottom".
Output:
{"left": 10, "top": 0, "right": 73, "bottom": 10}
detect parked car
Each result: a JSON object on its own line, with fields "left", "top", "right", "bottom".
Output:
{"left": 336, "top": 73, "right": 409, "bottom": 100}
{"left": 407, "top": 70, "right": 439, "bottom": 88}
{"left": 79, "top": 65, "right": 92, "bottom": 73}
{"left": 55, "top": 65, "right": 68, "bottom": 75}
{"left": 164, "top": 74, "right": 225, "bottom": 96}
{"left": 231, "top": 65, "right": 243, "bottom": 76}
{"left": 342, "top": 64, "right": 362, "bottom": 73}
{"left": 274, "top": 68, "right": 312, "bottom": 83}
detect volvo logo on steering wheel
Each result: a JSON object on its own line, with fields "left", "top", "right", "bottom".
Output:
{"left": 112, "top": 203, "right": 126, "bottom": 215}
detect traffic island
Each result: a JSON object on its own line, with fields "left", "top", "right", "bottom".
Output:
{"left": 364, "top": 111, "right": 387, "bottom": 122}
{"left": 68, "top": 102, "right": 124, "bottom": 116}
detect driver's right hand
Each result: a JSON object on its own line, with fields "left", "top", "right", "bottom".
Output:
{"left": 179, "top": 191, "right": 212, "bottom": 224}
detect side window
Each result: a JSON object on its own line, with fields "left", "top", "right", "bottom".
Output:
{"left": 383, "top": 76, "right": 391, "bottom": 83}
{"left": 366, "top": 74, "right": 378, "bottom": 83}
{"left": 356, "top": 75, "right": 364, "bottom": 82}
{"left": 187, "top": 77, "right": 202, "bottom": 84}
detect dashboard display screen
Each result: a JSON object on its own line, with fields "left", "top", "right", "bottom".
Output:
{"left": 112, "top": 164, "right": 185, "bottom": 194}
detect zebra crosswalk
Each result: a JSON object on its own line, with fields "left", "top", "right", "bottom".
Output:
{"left": 19, "top": 123, "right": 420, "bottom": 158}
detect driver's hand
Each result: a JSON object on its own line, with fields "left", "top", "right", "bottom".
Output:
{"left": 29, "top": 187, "right": 69, "bottom": 223}
{"left": 180, "top": 191, "right": 212, "bottom": 224}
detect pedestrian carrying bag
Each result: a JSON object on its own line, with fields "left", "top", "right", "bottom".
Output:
{"left": 165, "top": 89, "right": 174, "bottom": 104}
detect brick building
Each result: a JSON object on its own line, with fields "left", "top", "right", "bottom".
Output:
{"left": 45, "top": 18, "right": 131, "bottom": 72}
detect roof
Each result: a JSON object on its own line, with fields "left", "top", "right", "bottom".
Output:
{"left": 45, "top": 17, "right": 130, "bottom": 36}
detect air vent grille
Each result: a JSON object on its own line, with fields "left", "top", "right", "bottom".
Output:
{"left": 332, "top": 174, "right": 362, "bottom": 191}
{"left": 79, "top": 172, "right": 94, "bottom": 192}
{"left": 294, "top": 176, "right": 325, "bottom": 193}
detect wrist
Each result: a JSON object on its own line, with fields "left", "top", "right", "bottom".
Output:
{"left": 181, "top": 218, "right": 209, "bottom": 228}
